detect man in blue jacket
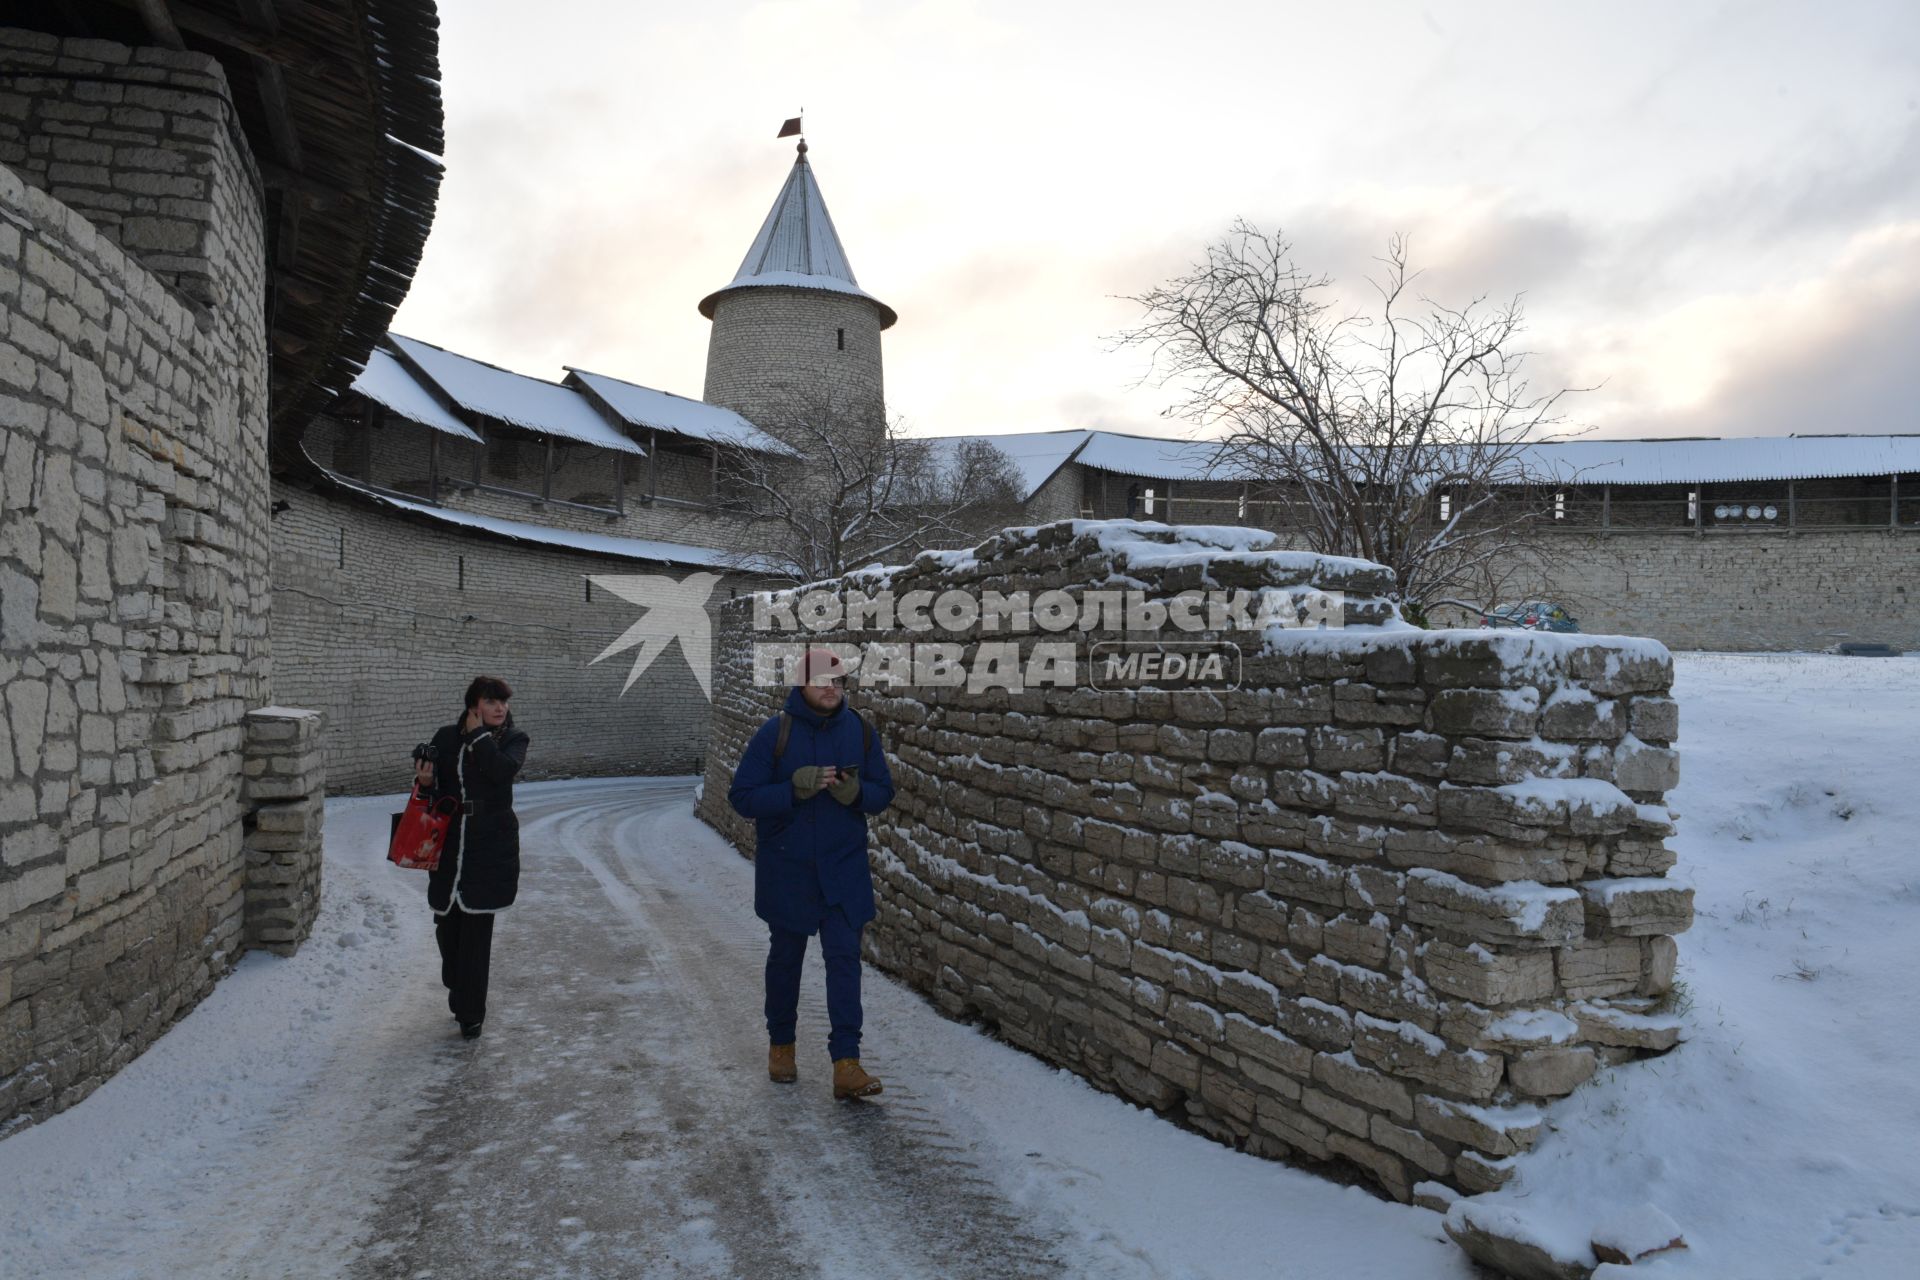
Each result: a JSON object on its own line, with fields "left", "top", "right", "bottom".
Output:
{"left": 728, "top": 647, "right": 896, "bottom": 1099}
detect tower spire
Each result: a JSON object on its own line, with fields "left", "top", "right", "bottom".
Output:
{"left": 696, "top": 138, "right": 896, "bottom": 329}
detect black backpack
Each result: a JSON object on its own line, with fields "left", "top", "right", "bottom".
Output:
{"left": 773, "top": 709, "right": 877, "bottom": 762}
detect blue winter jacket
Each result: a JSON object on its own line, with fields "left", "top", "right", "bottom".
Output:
{"left": 728, "top": 687, "right": 897, "bottom": 934}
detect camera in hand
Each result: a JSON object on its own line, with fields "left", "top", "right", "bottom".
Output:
{"left": 411, "top": 742, "right": 434, "bottom": 763}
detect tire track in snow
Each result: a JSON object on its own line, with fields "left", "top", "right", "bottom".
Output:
{"left": 349, "top": 778, "right": 1069, "bottom": 1279}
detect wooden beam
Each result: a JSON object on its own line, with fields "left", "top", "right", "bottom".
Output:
{"left": 131, "top": 0, "right": 187, "bottom": 49}
{"left": 105, "top": 0, "right": 332, "bottom": 72}
{"left": 259, "top": 162, "right": 370, "bottom": 209}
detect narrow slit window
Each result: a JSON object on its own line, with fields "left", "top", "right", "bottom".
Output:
{"left": 1554, "top": 491, "right": 1566, "bottom": 520}
{"left": 458, "top": 555, "right": 465, "bottom": 591}
{"left": 1144, "top": 487, "right": 1156, "bottom": 515}
{"left": 836, "top": 328, "right": 846, "bottom": 351}
{"left": 1439, "top": 493, "right": 1451, "bottom": 522}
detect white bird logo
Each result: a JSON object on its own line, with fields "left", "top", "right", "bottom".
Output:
{"left": 587, "top": 573, "right": 724, "bottom": 699}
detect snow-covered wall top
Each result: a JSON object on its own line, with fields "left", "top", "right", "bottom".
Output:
{"left": 698, "top": 520, "right": 1688, "bottom": 1271}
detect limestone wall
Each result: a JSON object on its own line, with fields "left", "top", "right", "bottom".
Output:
{"left": 269, "top": 481, "right": 756, "bottom": 795}
{"left": 702, "top": 287, "right": 885, "bottom": 451}
{"left": 1520, "top": 531, "right": 1920, "bottom": 651}
{"left": 698, "top": 520, "right": 1689, "bottom": 1204}
{"left": 0, "top": 33, "right": 273, "bottom": 1132}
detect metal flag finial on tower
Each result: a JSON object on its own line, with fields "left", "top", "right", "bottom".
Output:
{"left": 777, "top": 113, "right": 807, "bottom": 158}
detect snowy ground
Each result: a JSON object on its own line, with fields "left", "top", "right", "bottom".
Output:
{"left": 1455, "top": 654, "right": 1920, "bottom": 1279}
{"left": 1, "top": 653, "right": 1917, "bottom": 1278}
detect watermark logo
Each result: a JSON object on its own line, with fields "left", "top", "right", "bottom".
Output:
{"left": 1091, "top": 641, "right": 1244, "bottom": 690}
{"left": 588, "top": 572, "right": 723, "bottom": 697}
{"left": 589, "top": 577, "right": 1344, "bottom": 697}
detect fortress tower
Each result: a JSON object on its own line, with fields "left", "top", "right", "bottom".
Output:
{"left": 699, "top": 140, "right": 896, "bottom": 447}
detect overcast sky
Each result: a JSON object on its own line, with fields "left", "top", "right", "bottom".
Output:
{"left": 389, "top": 0, "right": 1920, "bottom": 443}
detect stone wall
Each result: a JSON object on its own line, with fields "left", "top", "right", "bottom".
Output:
{"left": 269, "top": 480, "right": 756, "bottom": 795}
{"left": 1, "top": 32, "right": 276, "bottom": 1133}
{"left": 1067, "top": 463, "right": 1920, "bottom": 651}
{"left": 1517, "top": 531, "right": 1920, "bottom": 651}
{"left": 698, "top": 520, "right": 1689, "bottom": 1207}
{"left": 702, "top": 287, "right": 885, "bottom": 452}
{"left": 240, "top": 707, "right": 324, "bottom": 954}
{"left": 0, "top": 30, "right": 252, "bottom": 310}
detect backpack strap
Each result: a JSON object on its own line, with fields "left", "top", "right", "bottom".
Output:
{"left": 773, "top": 708, "right": 881, "bottom": 762}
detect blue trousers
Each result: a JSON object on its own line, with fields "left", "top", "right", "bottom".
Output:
{"left": 765, "top": 907, "right": 864, "bottom": 1061}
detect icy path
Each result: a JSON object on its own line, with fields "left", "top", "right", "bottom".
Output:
{"left": 1, "top": 777, "right": 1468, "bottom": 1280}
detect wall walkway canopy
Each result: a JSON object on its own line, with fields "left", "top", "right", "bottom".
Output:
{"left": 567, "top": 368, "right": 798, "bottom": 457}
{"left": 386, "top": 334, "right": 645, "bottom": 456}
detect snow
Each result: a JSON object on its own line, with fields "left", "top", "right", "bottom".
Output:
{"left": 567, "top": 367, "right": 799, "bottom": 456}
{"left": 323, "top": 472, "right": 794, "bottom": 572}
{"left": 5, "top": 653, "right": 1920, "bottom": 1277}
{"left": 913, "top": 429, "right": 1092, "bottom": 500}
{"left": 348, "top": 346, "right": 483, "bottom": 441}
{"left": 1406, "top": 867, "right": 1582, "bottom": 933}
{"left": 1484, "top": 1008, "right": 1581, "bottom": 1046}
{"left": 977, "top": 428, "right": 1920, "bottom": 488}
{"left": 387, "top": 333, "right": 646, "bottom": 454}
{"left": 1452, "top": 653, "right": 1920, "bottom": 1277}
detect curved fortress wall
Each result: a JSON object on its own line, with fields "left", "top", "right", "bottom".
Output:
{"left": 0, "top": 35, "right": 270, "bottom": 1130}
{"left": 268, "top": 482, "right": 744, "bottom": 795}
{"left": 699, "top": 521, "right": 1689, "bottom": 1206}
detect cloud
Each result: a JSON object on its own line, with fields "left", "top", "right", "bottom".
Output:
{"left": 1571, "top": 221, "right": 1920, "bottom": 438}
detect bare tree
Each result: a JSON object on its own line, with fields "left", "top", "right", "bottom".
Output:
{"left": 1118, "top": 221, "right": 1589, "bottom": 620}
{"left": 717, "top": 385, "right": 1025, "bottom": 584}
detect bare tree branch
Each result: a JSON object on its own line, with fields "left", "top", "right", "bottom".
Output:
{"left": 715, "top": 385, "right": 1026, "bottom": 584}
{"left": 1116, "top": 222, "right": 1593, "bottom": 614}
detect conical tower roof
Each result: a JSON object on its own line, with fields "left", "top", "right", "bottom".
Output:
{"left": 698, "top": 141, "right": 897, "bottom": 329}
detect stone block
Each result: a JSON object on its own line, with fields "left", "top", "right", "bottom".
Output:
{"left": 1555, "top": 938, "right": 1645, "bottom": 1000}
{"left": 1312, "top": 1049, "right": 1413, "bottom": 1123}
{"left": 1612, "top": 736, "right": 1680, "bottom": 793}
{"left": 1405, "top": 870, "right": 1583, "bottom": 948}
{"left": 1580, "top": 878, "right": 1694, "bottom": 937}
{"left": 1428, "top": 688, "right": 1539, "bottom": 738}
{"left": 1351, "top": 1014, "right": 1503, "bottom": 1099}
{"left": 1422, "top": 939, "right": 1557, "bottom": 1005}
{"left": 1415, "top": 1094, "right": 1543, "bottom": 1158}
{"left": 1507, "top": 1045, "right": 1597, "bottom": 1098}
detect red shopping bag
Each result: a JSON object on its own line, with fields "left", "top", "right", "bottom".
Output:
{"left": 387, "top": 785, "right": 458, "bottom": 871}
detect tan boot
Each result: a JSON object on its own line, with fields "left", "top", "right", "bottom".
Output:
{"left": 768, "top": 1043, "right": 797, "bottom": 1083}
{"left": 832, "top": 1057, "right": 883, "bottom": 1099}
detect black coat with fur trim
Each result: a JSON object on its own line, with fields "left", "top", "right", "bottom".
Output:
{"left": 424, "top": 717, "right": 530, "bottom": 914}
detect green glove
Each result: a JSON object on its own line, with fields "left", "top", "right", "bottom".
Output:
{"left": 791, "top": 765, "right": 828, "bottom": 799}
{"left": 828, "top": 767, "right": 861, "bottom": 805}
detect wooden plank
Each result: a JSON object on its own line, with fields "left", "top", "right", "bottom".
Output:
{"left": 130, "top": 0, "right": 187, "bottom": 49}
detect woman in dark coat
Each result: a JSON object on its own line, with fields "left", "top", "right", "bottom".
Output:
{"left": 413, "top": 675, "right": 530, "bottom": 1039}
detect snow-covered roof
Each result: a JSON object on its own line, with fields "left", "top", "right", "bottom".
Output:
{"left": 566, "top": 368, "right": 799, "bottom": 457}
{"left": 386, "top": 334, "right": 645, "bottom": 456}
{"left": 1009, "top": 430, "right": 1920, "bottom": 487}
{"left": 1074, "top": 432, "right": 1247, "bottom": 480}
{"left": 915, "top": 430, "right": 1096, "bottom": 500}
{"left": 1512, "top": 436, "right": 1920, "bottom": 486}
{"left": 328, "top": 475, "right": 792, "bottom": 573}
{"left": 347, "top": 347, "right": 482, "bottom": 442}
{"left": 697, "top": 144, "right": 897, "bottom": 329}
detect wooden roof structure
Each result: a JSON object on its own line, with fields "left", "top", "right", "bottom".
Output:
{"left": 9, "top": 0, "right": 446, "bottom": 474}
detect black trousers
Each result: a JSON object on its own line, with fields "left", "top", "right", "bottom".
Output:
{"left": 435, "top": 903, "right": 496, "bottom": 1025}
